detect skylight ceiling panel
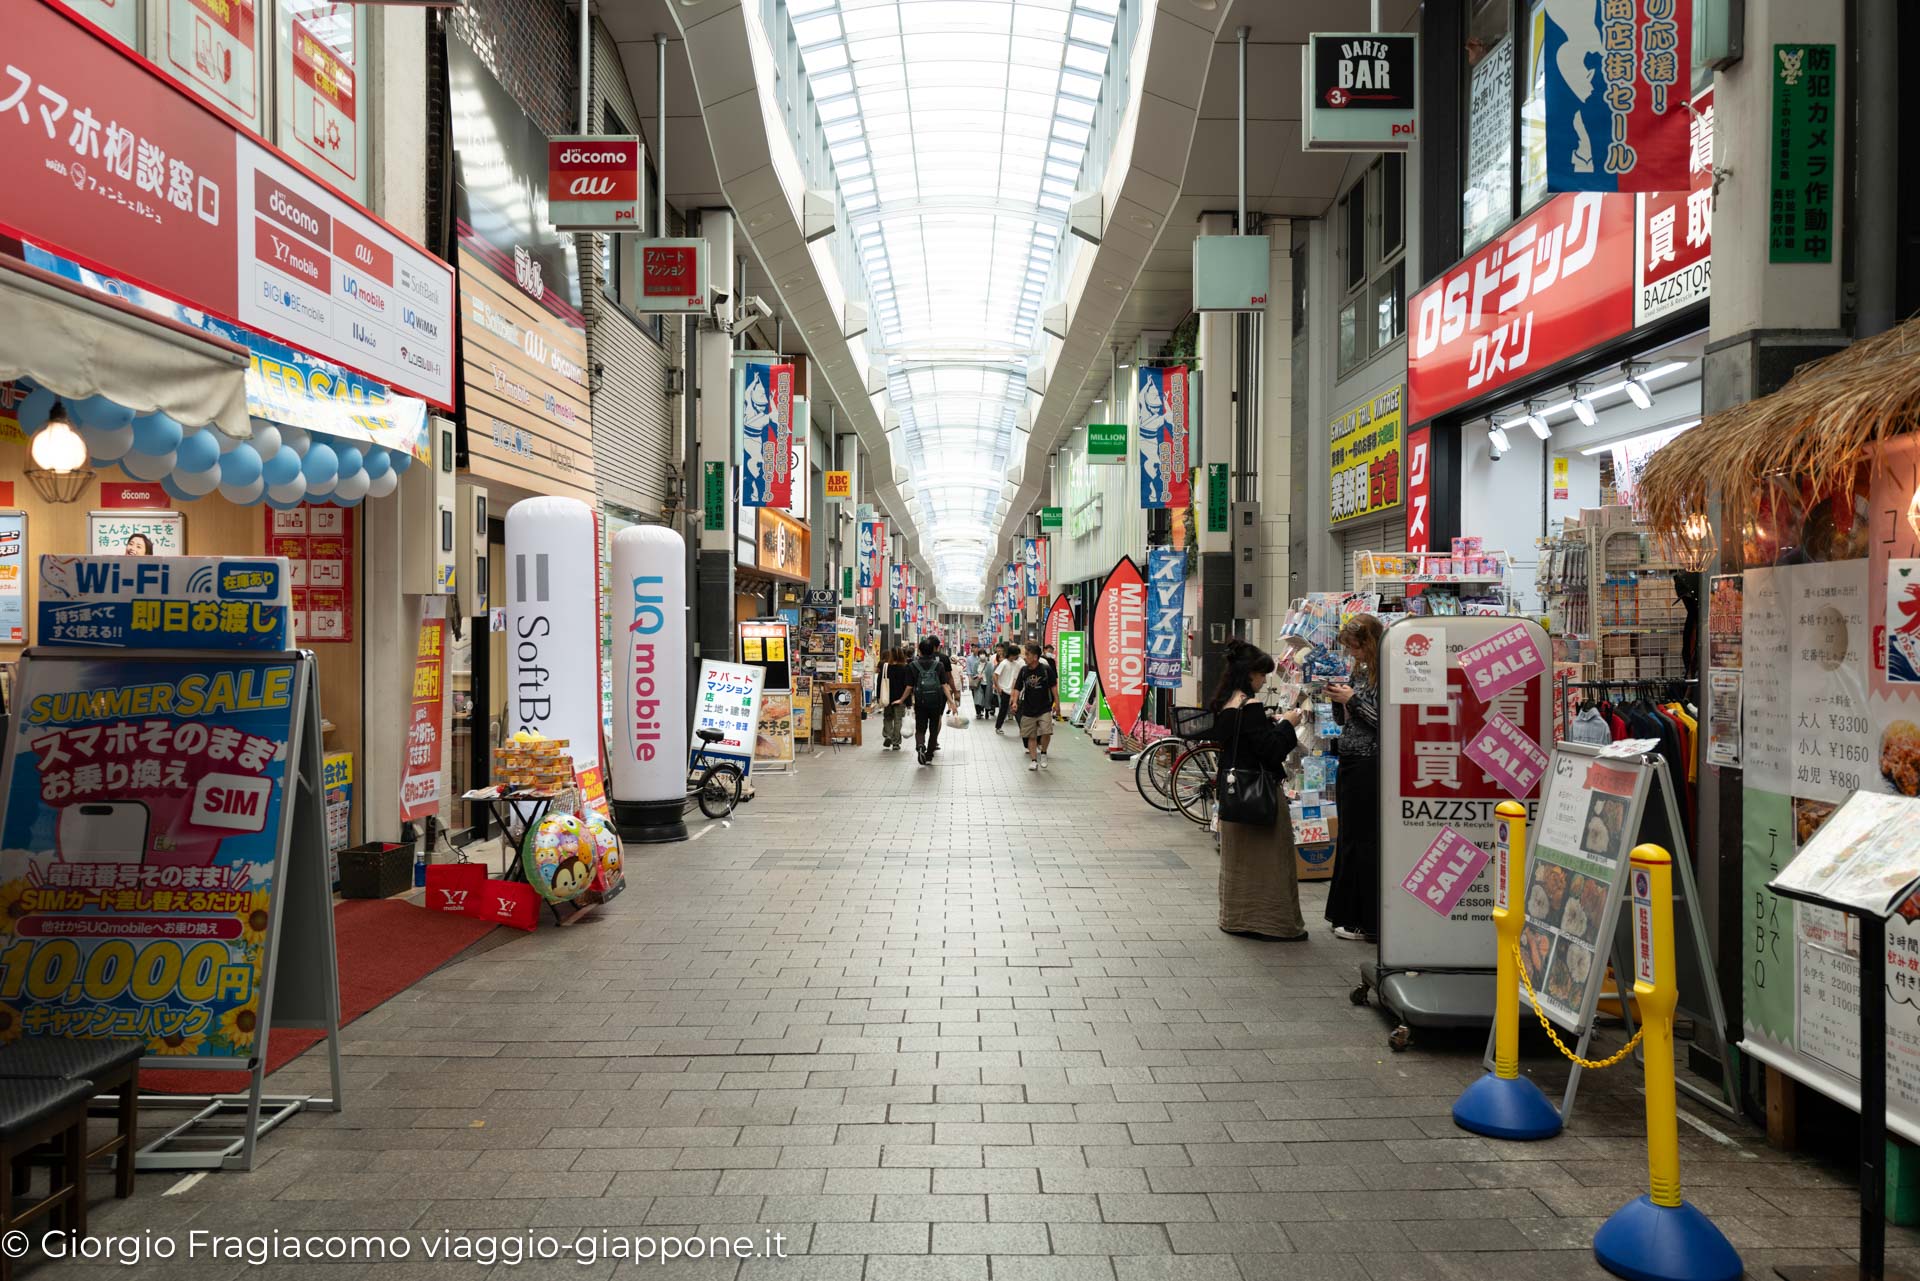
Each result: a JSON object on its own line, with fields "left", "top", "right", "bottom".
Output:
{"left": 839, "top": 4, "right": 902, "bottom": 38}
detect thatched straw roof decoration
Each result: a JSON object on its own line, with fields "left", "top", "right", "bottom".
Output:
{"left": 1637, "top": 315, "right": 1920, "bottom": 539}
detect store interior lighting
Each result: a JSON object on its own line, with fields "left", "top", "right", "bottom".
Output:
{"left": 1523, "top": 403, "right": 1551, "bottom": 440}
{"left": 1530, "top": 361, "right": 1689, "bottom": 424}
{"left": 1579, "top": 419, "right": 1701, "bottom": 455}
{"left": 1623, "top": 362, "right": 1654, "bottom": 409}
{"left": 29, "top": 403, "right": 87, "bottom": 474}
{"left": 1487, "top": 422, "right": 1512, "bottom": 452}
{"left": 1572, "top": 384, "right": 1598, "bottom": 427}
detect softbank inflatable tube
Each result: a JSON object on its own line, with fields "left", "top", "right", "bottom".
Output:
{"left": 504, "top": 497, "right": 603, "bottom": 759}
{"left": 609, "top": 524, "right": 688, "bottom": 842}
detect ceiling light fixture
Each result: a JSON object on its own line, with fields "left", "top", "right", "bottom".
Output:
{"left": 1522, "top": 403, "right": 1551, "bottom": 440}
{"left": 1623, "top": 362, "right": 1653, "bottom": 410}
{"left": 1487, "top": 423, "right": 1512, "bottom": 452}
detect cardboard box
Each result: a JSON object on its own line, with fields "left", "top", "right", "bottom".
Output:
{"left": 1296, "top": 817, "right": 1337, "bottom": 881}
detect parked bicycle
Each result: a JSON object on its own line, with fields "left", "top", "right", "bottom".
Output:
{"left": 1134, "top": 707, "right": 1221, "bottom": 826}
{"left": 687, "top": 729, "right": 744, "bottom": 819}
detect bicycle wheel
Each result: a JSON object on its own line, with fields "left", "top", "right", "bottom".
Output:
{"left": 697, "top": 763, "right": 743, "bottom": 818}
{"left": 1171, "top": 743, "right": 1222, "bottom": 827}
{"left": 1134, "top": 737, "right": 1187, "bottom": 811}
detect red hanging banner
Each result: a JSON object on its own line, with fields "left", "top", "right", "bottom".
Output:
{"left": 398, "top": 611, "right": 446, "bottom": 822}
{"left": 767, "top": 362, "right": 795, "bottom": 509}
{"left": 1091, "top": 557, "right": 1147, "bottom": 738}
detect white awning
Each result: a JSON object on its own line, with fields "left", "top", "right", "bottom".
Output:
{"left": 0, "top": 256, "right": 251, "bottom": 438}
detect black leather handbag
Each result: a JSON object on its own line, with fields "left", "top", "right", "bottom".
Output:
{"left": 1216, "top": 707, "right": 1280, "bottom": 826}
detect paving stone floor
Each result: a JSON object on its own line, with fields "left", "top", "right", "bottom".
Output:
{"left": 30, "top": 717, "right": 1909, "bottom": 1278}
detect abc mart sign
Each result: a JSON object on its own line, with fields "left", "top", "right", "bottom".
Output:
{"left": 547, "top": 135, "right": 642, "bottom": 233}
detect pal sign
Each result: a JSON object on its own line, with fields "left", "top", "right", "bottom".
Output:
{"left": 547, "top": 135, "right": 643, "bottom": 232}
{"left": 1303, "top": 32, "right": 1419, "bottom": 151}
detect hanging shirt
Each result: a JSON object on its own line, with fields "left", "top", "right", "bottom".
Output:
{"left": 1568, "top": 707, "right": 1613, "bottom": 746}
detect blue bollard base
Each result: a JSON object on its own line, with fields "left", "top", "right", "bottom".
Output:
{"left": 1451, "top": 1072, "right": 1564, "bottom": 1140}
{"left": 1594, "top": 1195, "right": 1742, "bottom": 1281}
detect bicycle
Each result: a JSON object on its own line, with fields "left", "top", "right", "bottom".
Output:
{"left": 687, "top": 728, "right": 744, "bottom": 819}
{"left": 1134, "top": 706, "right": 1218, "bottom": 815}
{"left": 1169, "top": 739, "right": 1224, "bottom": 826}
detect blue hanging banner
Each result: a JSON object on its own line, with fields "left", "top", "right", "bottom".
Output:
{"left": 1146, "top": 548, "right": 1185, "bottom": 689}
{"left": 1543, "top": 0, "right": 1692, "bottom": 193}
{"left": 37, "top": 556, "right": 291, "bottom": 650}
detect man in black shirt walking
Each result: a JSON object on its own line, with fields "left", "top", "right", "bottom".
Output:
{"left": 909, "top": 636, "right": 956, "bottom": 765}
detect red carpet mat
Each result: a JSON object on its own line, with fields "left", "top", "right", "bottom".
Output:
{"left": 140, "top": 899, "right": 496, "bottom": 1094}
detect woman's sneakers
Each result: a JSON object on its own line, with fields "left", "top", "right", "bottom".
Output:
{"left": 1331, "top": 926, "right": 1369, "bottom": 941}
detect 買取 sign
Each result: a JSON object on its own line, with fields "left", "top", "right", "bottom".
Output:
{"left": 1329, "top": 384, "right": 1403, "bottom": 525}
{"left": 1303, "top": 32, "right": 1418, "bottom": 151}
{"left": 37, "top": 555, "right": 291, "bottom": 650}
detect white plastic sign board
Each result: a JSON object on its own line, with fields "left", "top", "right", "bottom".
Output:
{"left": 1379, "top": 614, "right": 1553, "bottom": 971}
{"left": 692, "top": 661, "right": 765, "bottom": 768}
{"left": 1302, "top": 32, "right": 1419, "bottom": 151}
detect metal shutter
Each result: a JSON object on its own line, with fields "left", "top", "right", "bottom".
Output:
{"left": 1337, "top": 512, "right": 1406, "bottom": 590}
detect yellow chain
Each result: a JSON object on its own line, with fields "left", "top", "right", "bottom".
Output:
{"left": 1511, "top": 941, "right": 1646, "bottom": 1070}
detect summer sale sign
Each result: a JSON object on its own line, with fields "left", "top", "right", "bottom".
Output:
{"left": 0, "top": 655, "right": 297, "bottom": 1057}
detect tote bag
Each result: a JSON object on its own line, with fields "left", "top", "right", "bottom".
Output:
{"left": 1216, "top": 706, "right": 1280, "bottom": 826}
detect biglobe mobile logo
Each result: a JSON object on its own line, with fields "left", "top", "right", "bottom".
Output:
{"left": 628, "top": 575, "right": 666, "bottom": 762}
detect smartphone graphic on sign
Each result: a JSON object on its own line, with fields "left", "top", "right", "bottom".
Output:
{"left": 57, "top": 801, "right": 151, "bottom": 865}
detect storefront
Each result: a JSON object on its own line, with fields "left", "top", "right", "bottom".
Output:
{"left": 0, "top": 0, "right": 453, "bottom": 852}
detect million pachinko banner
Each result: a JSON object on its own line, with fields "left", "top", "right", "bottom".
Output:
{"left": 1045, "top": 594, "right": 1073, "bottom": 653}
{"left": 1091, "top": 557, "right": 1148, "bottom": 737}
{"left": 0, "top": 654, "right": 301, "bottom": 1056}
{"left": 740, "top": 361, "right": 794, "bottom": 508}
{"left": 1137, "top": 365, "right": 1191, "bottom": 510}
{"left": 1544, "top": 0, "right": 1692, "bottom": 193}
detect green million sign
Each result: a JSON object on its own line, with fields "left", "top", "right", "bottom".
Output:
{"left": 1087, "top": 423, "right": 1126, "bottom": 464}
{"left": 1040, "top": 507, "right": 1063, "bottom": 530}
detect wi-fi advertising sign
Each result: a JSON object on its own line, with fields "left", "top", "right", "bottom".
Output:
{"left": 548, "top": 135, "right": 642, "bottom": 232}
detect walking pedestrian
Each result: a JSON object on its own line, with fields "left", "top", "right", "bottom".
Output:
{"left": 1211, "top": 638, "right": 1309, "bottom": 941}
{"left": 993, "top": 643, "right": 1020, "bottom": 735}
{"left": 880, "top": 647, "right": 911, "bottom": 751}
{"left": 909, "top": 637, "right": 955, "bottom": 764}
{"left": 970, "top": 647, "right": 995, "bottom": 719}
{"left": 1325, "top": 614, "right": 1383, "bottom": 941}
{"left": 1014, "top": 642, "right": 1057, "bottom": 771}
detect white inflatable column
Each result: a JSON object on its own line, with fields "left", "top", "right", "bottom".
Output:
{"left": 608, "top": 524, "right": 689, "bottom": 841}
{"left": 504, "top": 497, "right": 604, "bottom": 759}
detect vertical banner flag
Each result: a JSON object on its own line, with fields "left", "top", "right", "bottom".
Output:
{"left": 400, "top": 609, "right": 448, "bottom": 822}
{"left": 858, "top": 520, "right": 877, "bottom": 597}
{"left": 889, "top": 563, "right": 902, "bottom": 615}
{"left": 1038, "top": 537, "right": 1050, "bottom": 598}
{"left": 870, "top": 520, "right": 885, "bottom": 606}
{"left": 740, "top": 361, "right": 795, "bottom": 508}
{"left": 1137, "top": 366, "right": 1192, "bottom": 510}
{"left": 1544, "top": 0, "right": 1692, "bottom": 193}
{"left": 1045, "top": 594, "right": 1074, "bottom": 653}
{"left": 1146, "top": 549, "right": 1185, "bottom": 689}
{"left": 1023, "top": 538, "right": 1041, "bottom": 601}
{"left": 1091, "top": 557, "right": 1148, "bottom": 737}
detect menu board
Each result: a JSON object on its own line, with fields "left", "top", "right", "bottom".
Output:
{"left": 1771, "top": 793, "right": 1920, "bottom": 918}
{"left": 738, "top": 619, "right": 792, "bottom": 691}
{"left": 265, "top": 506, "right": 353, "bottom": 642}
{"left": 1516, "top": 751, "right": 1643, "bottom": 1031}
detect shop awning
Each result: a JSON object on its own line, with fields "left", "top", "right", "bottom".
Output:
{"left": 1638, "top": 318, "right": 1920, "bottom": 539}
{"left": 0, "top": 255, "right": 251, "bottom": 439}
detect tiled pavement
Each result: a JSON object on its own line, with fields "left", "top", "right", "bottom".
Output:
{"left": 34, "top": 717, "right": 1906, "bottom": 1278}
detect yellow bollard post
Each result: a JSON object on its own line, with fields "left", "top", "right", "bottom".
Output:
{"left": 1452, "top": 801, "right": 1562, "bottom": 1139}
{"left": 1593, "top": 845, "right": 1740, "bottom": 1281}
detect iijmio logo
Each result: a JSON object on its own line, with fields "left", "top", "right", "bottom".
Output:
{"left": 513, "top": 552, "right": 553, "bottom": 727}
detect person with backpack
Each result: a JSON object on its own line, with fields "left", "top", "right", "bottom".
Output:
{"left": 909, "top": 636, "right": 955, "bottom": 764}
{"left": 1013, "top": 642, "right": 1058, "bottom": 771}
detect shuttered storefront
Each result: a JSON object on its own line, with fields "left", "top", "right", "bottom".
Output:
{"left": 1337, "top": 511, "right": 1406, "bottom": 590}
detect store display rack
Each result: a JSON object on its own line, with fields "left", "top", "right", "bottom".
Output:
{"left": 1539, "top": 512, "right": 1689, "bottom": 685}
{"left": 1351, "top": 548, "right": 1517, "bottom": 615}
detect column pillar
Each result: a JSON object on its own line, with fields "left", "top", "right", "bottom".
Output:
{"left": 1195, "top": 212, "right": 1237, "bottom": 696}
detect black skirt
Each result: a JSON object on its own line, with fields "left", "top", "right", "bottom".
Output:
{"left": 1325, "top": 754, "right": 1380, "bottom": 934}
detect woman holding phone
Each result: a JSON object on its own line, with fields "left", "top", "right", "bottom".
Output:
{"left": 1210, "top": 638, "right": 1309, "bottom": 941}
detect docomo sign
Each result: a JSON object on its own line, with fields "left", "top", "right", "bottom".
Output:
{"left": 1090, "top": 557, "right": 1147, "bottom": 738}
{"left": 547, "top": 134, "right": 642, "bottom": 233}
{"left": 1408, "top": 192, "right": 1634, "bottom": 422}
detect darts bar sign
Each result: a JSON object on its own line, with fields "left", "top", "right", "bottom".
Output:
{"left": 548, "top": 135, "right": 642, "bottom": 232}
{"left": 1304, "top": 32, "right": 1419, "bottom": 151}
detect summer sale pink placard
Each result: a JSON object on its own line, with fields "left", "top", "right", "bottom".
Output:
{"left": 1463, "top": 710, "right": 1550, "bottom": 799}
{"left": 1457, "top": 622, "right": 1546, "bottom": 703}
{"left": 1400, "top": 825, "right": 1492, "bottom": 917}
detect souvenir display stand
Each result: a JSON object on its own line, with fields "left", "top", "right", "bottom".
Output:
{"left": 1354, "top": 544, "right": 1517, "bottom": 615}
{"left": 1538, "top": 509, "right": 1691, "bottom": 687}
{"left": 0, "top": 644, "right": 344, "bottom": 1171}
{"left": 1765, "top": 793, "right": 1920, "bottom": 1281}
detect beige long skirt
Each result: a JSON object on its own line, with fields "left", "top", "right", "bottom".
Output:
{"left": 1218, "top": 818, "right": 1306, "bottom": 938}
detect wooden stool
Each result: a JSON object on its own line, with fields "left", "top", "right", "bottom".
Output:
{"left": 0, "top": 1077, "right": 93, "bottom": 1281}
{"left": 0, "top": 1037, "right": 142, "bottom": 1199}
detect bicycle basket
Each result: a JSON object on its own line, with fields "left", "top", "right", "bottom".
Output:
{"left": 1170, "top": 707, "right": 1216, "bottom": 739}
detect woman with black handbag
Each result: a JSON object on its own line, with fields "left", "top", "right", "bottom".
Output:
{"left": 1211, "top": 639, "right": 1309, "bottom": 941}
